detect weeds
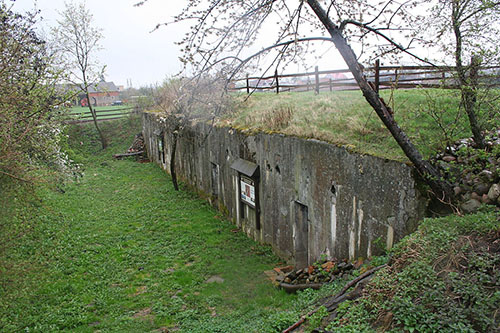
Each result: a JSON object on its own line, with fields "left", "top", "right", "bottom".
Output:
{"left": 326, "top": 210, "right": 499, "bottom": 332}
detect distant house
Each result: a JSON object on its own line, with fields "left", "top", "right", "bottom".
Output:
{"left": 78, "top": 81, "right": 120, "bottom": 107}
{"left": 320, "top": 73, "right": 348, "bottom": 82}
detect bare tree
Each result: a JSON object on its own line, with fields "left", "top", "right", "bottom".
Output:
{"left": 52, "top": 1, "right": 107, "bottom": 149}
{"left": 155, "top": 75, "right": 230, "bottom": 190}
{"left": 138, "top": 0, "right": 458, "bottom": 200}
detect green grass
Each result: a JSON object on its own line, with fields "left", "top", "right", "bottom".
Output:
{"left": 2, "top": 116, "right": 498, "bottom": 332}
{"left": 0, "top": 118, "right": 344, "bottom": 332}
{"left": 220, "top": 89, "right": 500, "bottom": 161}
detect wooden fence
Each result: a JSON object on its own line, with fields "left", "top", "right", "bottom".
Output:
{"left": 67, "top": 106, "right": 138, "bottom": 124}
{"left": 231, "top": 61, "right": 500, "bottom": 94}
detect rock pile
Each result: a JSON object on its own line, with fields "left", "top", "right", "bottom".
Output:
{"left": 432, "top": 128, "right": 500, "bottom": 212}
{"left": 275, "top": 260, "right": 355, "bottom": 287}
{"left": 128, "top": 132, "right": 145, "bottom": 153}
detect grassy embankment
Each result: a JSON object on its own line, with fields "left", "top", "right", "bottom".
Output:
{"left": 322, "top": 209, "right": 499, "bottom": 332}
{"left": 221, "top": 89, "right": 500, "bottom": 161}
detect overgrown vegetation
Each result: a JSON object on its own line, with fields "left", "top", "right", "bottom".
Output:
{"left": 0, "top": 2, "right": 69, "bottom": 184}
{"left": 0, "top": 2, "right": 76, "bottom": 253}
{"left": 319, "top": 209, "right": 499, "bottom": 332}
{"left": 219, "top": 89, "right": 500, "bottom": 162}
{"left": 1, "top": 115, "right": 498, "bottom": 332}
{"left": 0, "top": 117, "right": 346, "bottom": 332}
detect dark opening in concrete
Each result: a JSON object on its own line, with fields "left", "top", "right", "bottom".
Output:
{"left": 294, "top": 201, "right": 309, "bottom": 268}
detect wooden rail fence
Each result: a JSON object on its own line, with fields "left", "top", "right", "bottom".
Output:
{"left": 231, "top": 61, "right": 500, "bottom": 94}
{"left": 67, "top": 106, "right": 138, "bottom": 124}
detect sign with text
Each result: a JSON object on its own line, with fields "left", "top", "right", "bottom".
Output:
{"left": 240, "top": 176, "right": 255, "bottom": 208}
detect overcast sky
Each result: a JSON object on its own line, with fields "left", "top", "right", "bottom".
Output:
{"left": 13, "top": 0, "right": 347, "bottom": 88}
{"left": 13, "top": 0, "right": 194, "bottom": 87}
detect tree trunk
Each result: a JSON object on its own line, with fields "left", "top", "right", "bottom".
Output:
{"left": 170, "top": 131, "right": 179, "bottom": 191}
{"left": 452, "top": 4, "right": 485, "bottom": 149}
{"left": 461, "top": 56, "right": 485, "bottom": 149}
{"left": 306, "top": 0, "right": 454, "bottom": 201}
{"left": 84, "top": 89, "right": 107, "bottom": 150}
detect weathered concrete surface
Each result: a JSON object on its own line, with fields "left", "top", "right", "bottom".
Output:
{"left": 143, "top": 112, "right": 427, "bottom": 267}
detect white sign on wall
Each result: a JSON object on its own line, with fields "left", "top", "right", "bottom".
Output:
{"left": 240, "top": 176, "right": 255, "bottom": 207}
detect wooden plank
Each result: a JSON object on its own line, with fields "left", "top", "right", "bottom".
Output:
{"left": 77, "top": 111, "right": 134, "bottom": 119}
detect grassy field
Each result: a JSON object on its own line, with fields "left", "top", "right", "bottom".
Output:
{"left": 0, "top": 118, "right": 347, "bottom": 332}
{"left": 221, "top": 89, "right": 500, "bottom": 161}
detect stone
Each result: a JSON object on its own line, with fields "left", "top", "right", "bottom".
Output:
{"left": 438, "top": 160, "right": 451, "bottom": 171}
{"left": 478, "top": 170, "right": 494, "bottom": 183}
{"left": 206, "top": 275, "right": 224, "bottom": 284}
{"left": 337, "top": 262, "right": 348, "bottom": 270}
{"left": 474, "top": 183, "right": 490, "bottom": 196}
{"left": 338, "top": 262, "right": 354, "bottom": 271}
{"left": 481, "top": 194, "right": 492, "bottom": 204}
{"left": 442, "top": 155, "right": 456, "bottom": 162}
{"left": 461, "top": 199, "right": 482, "bottom": 213}
{"left": 487, "top": 184, "right": 500, "bottom": 201}
{"left": 471, "top": 192, "right": 482, "bottom": 201}
{"left": 321, "top": 261, "right": 335, "bottom": 272}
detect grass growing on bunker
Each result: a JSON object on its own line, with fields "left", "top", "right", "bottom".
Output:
{"left": 0, "top": 116, "right": 344, "bottom": 332}
{"left": 220, "top": 89, "right": 500, "bottom": 161}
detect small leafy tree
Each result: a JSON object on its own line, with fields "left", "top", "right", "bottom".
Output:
{"left": 0, "top": 2, "right": 68, "bottom": 184}
{"left": 52, "top": 1, "right": 107, "bottom": 149}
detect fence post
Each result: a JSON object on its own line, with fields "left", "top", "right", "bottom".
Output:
{"left": 394, "top": 68, "right": 399, "bottom": 89}
{"left": 329, "top": 78, "right": 332, "bottom": 92}
{"left": 275, "top": 69, "right": 279, "bottom": 94}
{"left": 315, "top": 66, "right": 320, "bottom": 94}
{"left": 246, "top": 74, "right": 250, "bottom": 94}
{"left": 375, "top": 59, "right": 380, "bottom": 93}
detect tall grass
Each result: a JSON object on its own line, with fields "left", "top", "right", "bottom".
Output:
{"left": 222, "top": 89, "right": 500, "bottom": 161}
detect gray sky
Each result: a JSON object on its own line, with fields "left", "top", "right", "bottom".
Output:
{"left": 13, "top": 0, "right": 347, "bottom": 88}
{"left": 14, "top": 0, "right": 191, "bottom": 88}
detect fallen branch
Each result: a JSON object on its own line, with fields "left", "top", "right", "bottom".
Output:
{"left": 0, "top": 169, "right": 31, "bottom": 183}
{"left": 113, "top": 151, "right": 144, "bottom": 159}
{"left": 279, "top": 282, "right": 324, "bottom": 293}
{"left": 282, "top": 264, "right": 387, "bottom": 333}
{"left": 330, "top": 264, "right": 387, "bottom": 302}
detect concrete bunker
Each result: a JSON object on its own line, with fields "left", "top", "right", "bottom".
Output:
{"left": 142, "top": 112, "right": 426, "bottom": 266}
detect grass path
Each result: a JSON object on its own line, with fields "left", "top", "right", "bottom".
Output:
{"left": 0, "top": 122, "right": 316, "bottom": 332}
